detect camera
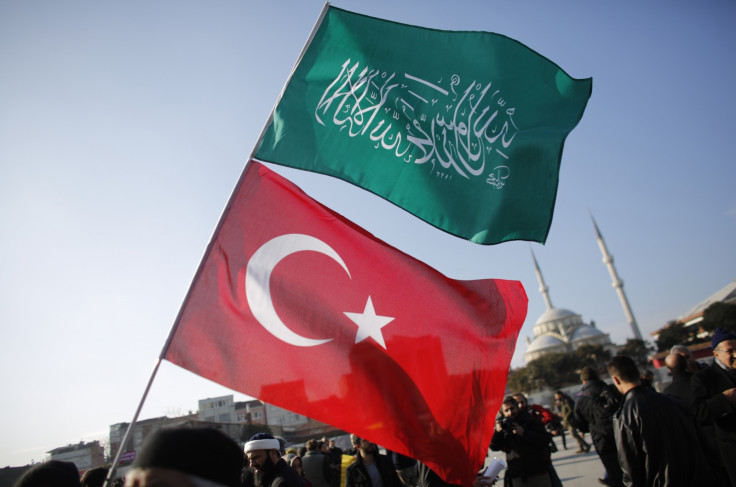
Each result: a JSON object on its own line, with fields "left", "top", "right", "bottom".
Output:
{"left": 498, "top": 417, "right": 514, "bottom": 432}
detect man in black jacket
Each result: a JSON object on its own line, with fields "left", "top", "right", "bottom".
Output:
{"left": 490, "top": 396, "right": 551, "bottom": 487}
{"left": 609, "top": 355, "right": 713, "bottom": 487}
{"left": 663, "top": 353, "right": 694, "bottom": 405}
{"left": 691, "top": 327, "right": 736, "bottom": 486}
{"left": 573, "top": 367, "right": 622, "bottom": 487}
{"left": 345, "top": 435, "right": 401, "bottom": 487}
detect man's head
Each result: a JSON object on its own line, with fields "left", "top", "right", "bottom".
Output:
{"left": 580, "top": 366, "right": 598, "bottom": 383}
{"left": 349, "top": 434, "right": 377, "bottom": 456}
{"left": 245, "top": 433, "right": 282, "bottom": 477}
{"left": 501, "top": 396, "right": 519, "bottom": 419}
{"left": 14, "top": 460, "right": 80, "bottom": 487}
{"left": 712, "top": 328, "right": 736, "bottom": 370}
{"left": 306, "top": 439, "right": 319, "bottom": 452}
{"left": 665, "top": 353, "right": 687, "bottom": 373}
{"left": 511, "top": 393, "right": 527, "bottom": 409}
{"left": 608, "top": 355, "right": 641, "bottom": 394}
{"left": 350, "top": 433, "right": 361, "bottom": 447}
{"left": 290, "top": 456, "right": 303, "bottom": 475}
{"left": 670, "top": 344, "right": 692, "bottom": 358}
{"left": 128, "top": 427, "right": 244, "bottom": 487}
{"left": 80, "top": 467, "right": 108, "bottom": 487}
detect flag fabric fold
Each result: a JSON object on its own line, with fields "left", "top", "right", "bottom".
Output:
{"left": 164, "top": 161, "right": 527, "bottom": 486}
{"left": 255, "top": 6, "right": 592, "bottom": 245}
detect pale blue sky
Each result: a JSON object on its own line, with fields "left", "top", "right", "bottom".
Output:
{"left": 1, "top": 0, "right": 734, "bottom": 467}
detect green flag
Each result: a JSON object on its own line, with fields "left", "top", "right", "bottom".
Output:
{"left": 255, "top": 6, "right": 591, "bottom": 245}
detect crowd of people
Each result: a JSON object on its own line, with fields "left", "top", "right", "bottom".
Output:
{"left": 489, "top": 327, "right": 736, "bottom": 487}
{"left": 14, "top": 328, "right": 736, "bottom": 487}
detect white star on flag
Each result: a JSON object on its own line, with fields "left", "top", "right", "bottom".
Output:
{"left": 344, "top": 296, "right": 395, "bottom": 349}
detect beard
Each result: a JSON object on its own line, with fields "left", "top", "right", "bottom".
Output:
{"left": 254, "top": 455, "right": 276, "bottom": 487}
{"left": 360, "top": 442, "right": 378, "bottom": 456}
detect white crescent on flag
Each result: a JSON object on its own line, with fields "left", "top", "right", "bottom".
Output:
{"left": 245, "top": 233, "right": 350, "bottom": 347}
{"left": 245, "top": 233, "right": 395, "bottom": 349}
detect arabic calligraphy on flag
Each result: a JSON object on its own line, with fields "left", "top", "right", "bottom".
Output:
{"left": 256, "top": 6, "right": 592, "bottom": 245}
{"left": 315, "top": 63, "right": 519, "bottom": 183}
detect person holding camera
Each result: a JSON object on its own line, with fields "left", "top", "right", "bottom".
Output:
{"left": 490, "top": 396, "right": 552, "bottom": 487}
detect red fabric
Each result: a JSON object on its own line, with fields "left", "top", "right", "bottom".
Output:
{"left": 529, "top": 404, "right": 556, "bottom": 425}
{"left": 164, "top": 161, "right": 527, "bottom": 486}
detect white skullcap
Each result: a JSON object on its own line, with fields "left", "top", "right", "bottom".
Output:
{"left": 244, "top": 438, "right": 280, "bottom": 453}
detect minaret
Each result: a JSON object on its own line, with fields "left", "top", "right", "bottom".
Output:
{"left": 531, "top": 249, "right": 554, "bottom": 311}
{"left": 592, "top": 215, "right": 643, "bottom": 340}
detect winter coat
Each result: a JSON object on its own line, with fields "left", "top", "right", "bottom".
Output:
{"left": 489, "top": 410, "right": 550, "bottom": 480}
{"left": 613, "top": 385, "right": 712, "bottom": 487}
{"left": 345, "top": 453, "right": 401, "bottom": 487}
{"left": 574, "top": 378, "right": 620, "bottom": 455}
{"left": 258, "top": 458, "right": 305, "bottom": 487}
{"left": 691, "top": 361, "right": 736, "bottom": 486}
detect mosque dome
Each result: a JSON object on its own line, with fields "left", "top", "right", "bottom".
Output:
{"left": 570, "top": 324, "right": 606, "bottom": 342}
{"left": 535, "top": 308, "right": 577, "bottom": 325}
{"left": 532, "top": 307, "right": 584, "bottom": 339}
{"left": 526, "top": 334, "right": 566, "bottom": 353}
{"left": 524, "top": 333, "right": 569, "bottom": 363}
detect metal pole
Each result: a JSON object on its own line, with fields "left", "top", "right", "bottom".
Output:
{"left": 102, "top": 4, "right": 333, "bottom": 485}
{"left": 102, "top": 358, "right": 163, "bottom": 487}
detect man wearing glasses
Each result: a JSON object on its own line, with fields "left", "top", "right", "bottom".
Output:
{"left": 692, "top": 327, "right": 736, "bottom": 486}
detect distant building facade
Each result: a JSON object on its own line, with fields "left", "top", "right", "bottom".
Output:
{"left": 649, "top": 278, "right": 736, "bottom": 368}
{"left": 199, "top": 395, "right": 235, "bottom": 423}
{"left": 47, "top": 440, "right": 105, "bottom": 474}
{"left": 235, "top": 399, "right": 266, "bottom": 425}
{"left": 263, "top": 403, "right": 309, "bottom": 436}
{"left": 674, "top": 278, "right": 736, "bottom": 334}
{"left": 108, "top": 413, "right": 243, "bottom": 471}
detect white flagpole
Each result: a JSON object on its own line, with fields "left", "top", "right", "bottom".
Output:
{"left": 103, "top": 358, "right": 162, "bottom": 486}
{"left": 102, "top": 5, "right": 332, "bottom": 486}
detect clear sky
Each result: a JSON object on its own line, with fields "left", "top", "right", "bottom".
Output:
{"left": 1, "top": 0, "right": 734, "bottom": 468}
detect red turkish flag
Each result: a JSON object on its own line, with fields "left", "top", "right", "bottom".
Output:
{"left": 164, "top": 161, "right": 527, "bottom": 486}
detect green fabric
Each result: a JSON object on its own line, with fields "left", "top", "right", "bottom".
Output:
{"left": 255, "top": 6, "right": 592, "bottom": 244}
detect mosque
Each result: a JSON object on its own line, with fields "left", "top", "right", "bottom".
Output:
{"left": 523, "top": 218, "right": 641, "bottom": 364}
{"left": 523, "top": 252, "right": 614, "bottom": 363}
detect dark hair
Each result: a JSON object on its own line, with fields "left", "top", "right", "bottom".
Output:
{"left": 667, "top": 352, "right": 687, "bottom": 373}
{"left": 502, "top": 395, "right": 518, "bottom": 407}
{"left": 580, "top": 366, "right": 599, "bottom": 382}
{"left": 608, "top": 355, "right": 640, "bottom": 383}
{"left": 306, "top": 439, "right": 319, "bottom": 451}
{"left": 80, "top": 467, "right": 108, "bottom": 487}
{"left": 134, "top": 428, "right": 244, "bottom": 487}
{"left": 14, "top": 461, "right": 80, "bottom": 487}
